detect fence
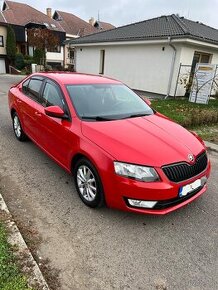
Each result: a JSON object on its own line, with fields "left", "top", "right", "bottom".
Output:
{"left": 174, "top": 63, "right": 218, "bottom": 98}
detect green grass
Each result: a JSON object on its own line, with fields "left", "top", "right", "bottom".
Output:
{"left": 0, "top": 223, "right": 32, "bottom": 290}
{"left": 151, "top": 98, "right": 218, "bottom": 128}
{"left": 151, "top": 98, "right": 218, "bottom": 143}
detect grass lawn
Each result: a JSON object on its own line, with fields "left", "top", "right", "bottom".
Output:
{"left": 151, "top": 98, "right": 218, "bottom": 143}
{"left": 0, "top": 223, "right": 32, "bottom": 290}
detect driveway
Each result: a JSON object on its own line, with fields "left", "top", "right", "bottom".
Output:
{"left": 0, "top": 74, "right": 217, "bottom": 290}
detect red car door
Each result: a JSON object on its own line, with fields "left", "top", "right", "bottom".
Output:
{"left": 16, "top": 77, "right": 44, "bottom": 142}
{"left": 34, "top": 80, "right": 73, "bottom": 169}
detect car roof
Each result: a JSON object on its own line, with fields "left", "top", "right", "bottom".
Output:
{"left": 32, "top": 72, "right": 122, "bottom": 85}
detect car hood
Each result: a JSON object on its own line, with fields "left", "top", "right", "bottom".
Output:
{"left": 81, "top": 114, "right": 205, "bottom": 167}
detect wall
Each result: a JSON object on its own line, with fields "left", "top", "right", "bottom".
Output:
{"left": 76, "top": 43, "right": 182, "bottom": 96}
{"left": 0, "top": 25, "right": 7, "bottom": 74}
{"left": 75, "top": 41, "right": 218, "bottom": 97}
{"left": 0, "top": 25, "right": 7, "bottom": 55}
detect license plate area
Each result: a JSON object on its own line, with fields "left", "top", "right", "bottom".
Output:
{"left": 179, "top": 177, "right": 207, "bottom": 197}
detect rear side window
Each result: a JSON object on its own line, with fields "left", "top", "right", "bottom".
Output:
{"left": 22, "top": 78, "right": 43, "bottom": 103}
{"left": 22, "top": 79, "right": 30, "bottom": 94}
{"left": 28, "top": 79, "right": 43, "bottom": 102}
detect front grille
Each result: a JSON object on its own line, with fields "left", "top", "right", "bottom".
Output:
{"left": 162, "top": 151, "right": 207, "bottom": 182}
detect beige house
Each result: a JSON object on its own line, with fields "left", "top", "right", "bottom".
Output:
{"left": 0, "top": 18, "right": 7, "bottom": 73}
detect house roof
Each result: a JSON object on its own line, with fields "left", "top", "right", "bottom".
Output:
{"left": 98, "top": 21, "right": 115, "bottom": 31}
{"left": 67, "top": 14, "right": 218, "bottom": 46}
{"left": 1, "top": 0, "right": 64, "bottom": 32}
{"left": 0, "top": 11, "right": 6, "bottom": 23}
{"left": 53, "top": 10, "right": 115, "bottom": 37}
{"left": 53, "top": 10, "right": 96, "bottom": 37}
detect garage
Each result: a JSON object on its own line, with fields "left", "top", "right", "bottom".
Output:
{"left": 0, "top": 58, "right": 6, "bottom": 74}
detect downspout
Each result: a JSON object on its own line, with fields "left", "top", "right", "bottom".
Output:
{"left": 165, "top": 37, "right": 177, "bottom": 99}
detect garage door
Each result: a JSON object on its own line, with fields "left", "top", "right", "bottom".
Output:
{"left": 0, "top": 58, "right": 6, "bottom": 74}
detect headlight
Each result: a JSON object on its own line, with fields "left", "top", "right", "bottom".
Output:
{"left": 114, "top": 162, "right": 159, "bottom": 182}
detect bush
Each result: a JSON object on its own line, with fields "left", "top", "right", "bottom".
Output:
{"left": 15, "top": 53, "right": 25, "bottom": 70}
{"left": 33, "top": 48, "right": 45, "bottom": 65}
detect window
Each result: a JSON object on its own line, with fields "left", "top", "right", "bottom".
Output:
{"left": 0, "top": 36, "right": 3, "bottom": 47}
{"left": 99, "top": 50, "right": 105, "bottom": 74}
{"left": 191, "top": 51, "right": 212, "bottom": 73}
{"left": 22, "top": 79, "right": 30, "bottom": 94}
{"left": 47, "top": 45, "right": 61, "bottom": 53}
{"left": 27, "top": 78, "right": 43, "bottom": 103}
{"left": 67, "top": 84, "right": 153, "bottom": 119}
{"left": 42, "top": 82, "right": 64, "bottom": 109}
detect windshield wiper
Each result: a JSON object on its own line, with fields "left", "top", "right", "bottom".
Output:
{"left": 81, "top": 116, "right": 115, "bottom": 121}
{"left": 126, "top": 113, "right": 151, "bottom": 118}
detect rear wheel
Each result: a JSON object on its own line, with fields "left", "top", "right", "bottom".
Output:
{"left": 73, "top": 158, "right": 105, "bottom": 208}
{"left": 12, "top": 112, "right": 27, "bottom": 141}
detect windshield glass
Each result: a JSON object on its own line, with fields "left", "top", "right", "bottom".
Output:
{"left": 66, "top": 84, "right": 154, "bottom": 120}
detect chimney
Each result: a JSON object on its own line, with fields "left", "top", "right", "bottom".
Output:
{"left": 89, "top": 17, "right": 95, "bottom": 26}
{"left": 46, "top": 8, "right": 52, "bottom": 18}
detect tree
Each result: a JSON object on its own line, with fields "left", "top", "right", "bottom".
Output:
{"left": 6, "top": 25, "right": 16, "bottom": 64}
{"left": 27, "top": 28, "right": 60, "bottom": 66}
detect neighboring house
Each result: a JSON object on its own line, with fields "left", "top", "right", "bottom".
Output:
{"left": 53, "top": 10, "right": 115, "bottom": 69}
{"left": 0, "top": 14, "right": 7, "bottom": 73}
{"left": 0, "top": 0, "right": 66, "bottom": 68}
{"left": 88, "top": 17, "right": 115, "bottom": 31}
{"left": 67, "top": 14, "right": 218, "bottom": 97}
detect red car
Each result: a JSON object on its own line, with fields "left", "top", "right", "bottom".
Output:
{"left": 8, "top": 72, "right": 211, "bottom": 215}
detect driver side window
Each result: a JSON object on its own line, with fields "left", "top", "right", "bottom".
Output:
{"left": 42, "top": 82, "right": 64, "bottom": 109}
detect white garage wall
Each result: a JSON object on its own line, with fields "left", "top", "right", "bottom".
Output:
{"left": 0, "top": 59, "right": 6, "bottom": 74}
{"left": 76, "top": 47, "right": 101, "bottom": 74}
{"left": 76, "top": 43, "right": 182, "bottom": 96}
{"left": 75, "top": 41, "right": 218, "bottom": 97}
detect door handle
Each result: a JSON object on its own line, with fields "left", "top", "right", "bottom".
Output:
{"left": 17, "top": 99, "right": 22, "bottom": 103}
{"left": 35, "top": 111, "right": 42, "bottom": 117}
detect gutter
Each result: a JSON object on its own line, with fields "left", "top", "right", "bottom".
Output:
{"left": 165, "top": 37, "right": 177, "bottom": 99}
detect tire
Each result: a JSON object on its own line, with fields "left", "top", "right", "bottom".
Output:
{"left": 12, "top": 112, "right": 27, "bottom": 141}
{"left": 73, "top": 158, "right": 105, "bottom": 208}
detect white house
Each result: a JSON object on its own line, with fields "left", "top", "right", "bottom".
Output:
{"left": 67, "top": 14, "right": 218, "bottom": 97}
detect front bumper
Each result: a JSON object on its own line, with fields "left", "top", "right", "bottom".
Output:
{"left": 103, "top": 160, "right": 211, "bottom": 215}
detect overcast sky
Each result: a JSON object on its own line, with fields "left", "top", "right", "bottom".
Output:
{"left": 1, "top": 0, "right": 218, "bottom": 29}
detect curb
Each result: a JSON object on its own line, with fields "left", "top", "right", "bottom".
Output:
{"left": 205, "top": 141, "right": 218, "bottom": 153}
{"left": 0, "top": 193, "right": 50, "bottom": 290}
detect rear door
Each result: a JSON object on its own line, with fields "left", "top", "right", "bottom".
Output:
{"left": 16, "top": 76, "right": 44, "bottom": 142}
{"left": 35, "top": 79, "right": 73, "bottom": 168}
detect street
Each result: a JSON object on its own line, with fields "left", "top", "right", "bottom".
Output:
{"left": 0, "top": 74, "right": 217, "bottom": 290}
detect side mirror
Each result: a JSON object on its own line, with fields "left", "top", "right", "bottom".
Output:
{"left": 45, "top": 106, "right": 65, "bottom": 118}
{"left": 144, "top": 98, "right": 151, "bottom": 106}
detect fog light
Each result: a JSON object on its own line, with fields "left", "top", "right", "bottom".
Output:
{"left": 128, "top": 199, "right": 157, "bottom": 208}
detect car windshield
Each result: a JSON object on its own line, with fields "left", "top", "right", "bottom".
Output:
{"left": 66, "top": 84, "right": 154, "bottom": 121}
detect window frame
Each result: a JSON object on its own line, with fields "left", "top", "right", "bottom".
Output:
{"left": 21, "top": 75, "right": 71, "bottom": 120}
{"left": 41, "top": 78, "right": 71, "bottom": 120}
{"left": 0, "top": 35, "right": 4, "bottom": 47}
{"left": 22, "top": 76, "right": 44, "bottom": 104}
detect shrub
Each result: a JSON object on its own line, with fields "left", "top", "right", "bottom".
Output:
{"left": 15, "top": 53, "right": 25, "bottom": 70}
{"left": 33, "top": 48, "right": 45, "bottom": 65}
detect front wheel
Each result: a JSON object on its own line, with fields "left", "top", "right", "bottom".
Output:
{"left": 73, "top": 158, "right": 105, "bottom": 208}
{"left": 12, "top": 112, "right": 27, "bottom": 141}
